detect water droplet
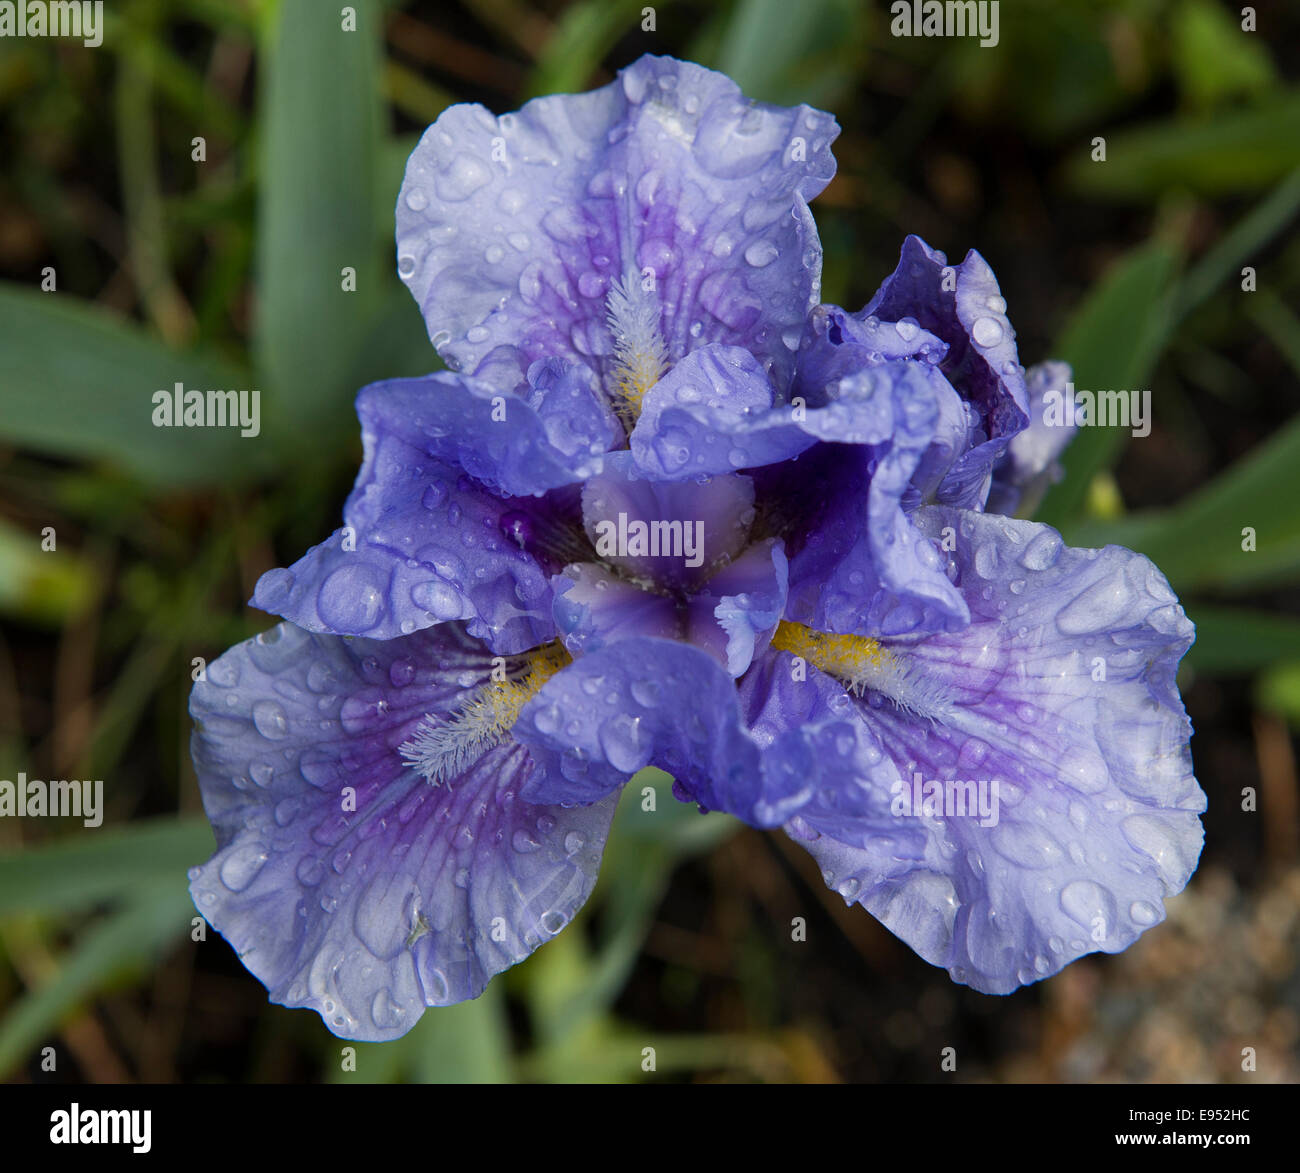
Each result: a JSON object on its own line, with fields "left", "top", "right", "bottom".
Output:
{"left": 971, "top": 316, "right": 1004, "bottom": 348}
{"left": 426, "top": 969, "right": 450, "bottom": 1003}
{"left": 630, "top": 678, "right": 661, "bottom": 708}
{"left": 1060, "top": 879, "right": 1113, "bottom": 934}
{"left": 599, "top": 713, "right": 650, "bottom": 773}
{"left": 1129, "top": 900, "right": 1160, "bottom": 926}
{"left": 1019, "top": 530, "right": 1063, "bottom": 571}
{"left": 512, "top": 828, "right": 541, "bottom": 853}
{"left": 744, "top": 240, "right": 779, "bottom": 268}
{"left": 318, "top": 563, "right": 386, "bottom": 632}
{"left": 296, "top": 855, "right": 326, "bottom": 887}
{"left": 411, "top": 579, "right": 465, "bottom": 620}
{"left": 252, "top": 699, "right": 289, "bottom": 740}
{"left": 435, "top": 153, "right": 491, "bottom": 202}
{"left": 219, "top": 844, "right": 268, "bottom": 892}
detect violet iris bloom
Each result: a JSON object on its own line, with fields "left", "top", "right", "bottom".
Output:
{"left": 189, "top": 55, "right": 1203, "bottom": 1040}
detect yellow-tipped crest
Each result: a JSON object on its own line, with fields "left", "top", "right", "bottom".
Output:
{"left": 605, "top": 272, "right": 668, "bottom": 425}
{"left": 771, "top": 621, "right": 893, "bottom": 693}
{"left": 400, "top": 643, "right": 571, "bottom": 786}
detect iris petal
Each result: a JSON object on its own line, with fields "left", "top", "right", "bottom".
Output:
{"left": 860, "top": 234, "right": 1030, "bottom": 439}
{"left": 515, "top": 637, "right": 794, "bottom": 824}
{"left": 779, "top": 506, "right": 1203, "bottom": 993}
{"left": 396, "top": 54, "right": 838, "bottom": 396}
{"left": 189, "top": 622, "right": 618, "bottom": 1040}
{"left": 987, "top": 360, "right": 1077, "bottom": 516}
{"left": 252, "top": 373, "right": 611, "bottom": 653}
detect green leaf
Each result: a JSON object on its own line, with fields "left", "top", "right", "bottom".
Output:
{"left": 712, "top": 0, "right": 858, "bottom": 105}
{"left": 255, "top": 0, "right": 384, "bottom": 446}
{"left": 0, "top": 817, "right": 214, "bottom": 919}
{"left": 1065, "top": 92, "right": 1300, "bottom": 199}
{"left": 1249, "top": 287, "right": 1300, "bottom": 379}
{"left": 536, "top": 770, "right": 735, "bottom": 1039}
{"left": 0, "top": 887, "right": 194, "bottom": 1079}
{"left": 0, "top": 518, "right": 94, "bottom": 625}
{"left": 1035, "top": 240, "right": 1180, "bottom": 529}
{"left": 1171, "top": 0, "right": 1276, "bottom": 111}
{"left": 328, "top": 981, "right": 512, "bottom": 1084}
{"left": 1184, "top": 606, "right": 1300, "bottom": 674}
{"left": 1069, "top": 413, "right": 1300, "bottom": 591}
{"left": 0, "top": 285, "right": 257, "bottom": 486}
{"left": 1175, "top": 165, "right": 1300, "bottom": 320}
{"left": 1256, "top": 661, "right": 1300, "bottom": 727}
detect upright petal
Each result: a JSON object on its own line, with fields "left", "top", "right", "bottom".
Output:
{"left": 860, "top": 235, "right": 1029, "bottom": 443}
{"left": 793, "top": 302, "right": 948, "bottom": 405}
{"left": 580, "top": 454, "right": 756, "bottom": 591}
{"left": 772, "top": 365, "right": 972, "bottom": 637}
{"left": 987, "top": 361, "right": 1077, "bottom": 517}
{"left": 189, "top": 622, "right": 618, "bottom": 1040}
{"left": 396, "top": 54, "right": 839, "bottom": 396}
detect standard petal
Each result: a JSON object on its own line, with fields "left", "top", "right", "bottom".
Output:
{"left": 860, "top": 235, "right": 1030, "bottom": 442}
{"left": 792, "top": 302, "right": 948, "bottom": 405}
{"left": 630, "top": 341, "right": 978, "bottom": 496}
{"left": 252, "top": 376, "right": 605, "bottom": 653}
{"left": 188, "top": 622, "right": 618, "bottom": 1040}
{"left": 396, "top": 54, "right": 839, "bottom": 396}
{"left": 987, "top": 360, "right": 1077, "bottom": 516}
{"left": 773, "top": 364, "right": 972, "bottom": 637}
{"left": 784, "top": 506, "right": 1204, "bottom": 994}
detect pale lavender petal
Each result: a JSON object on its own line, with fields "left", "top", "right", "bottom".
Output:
{"left": 189, "top": 622, "right": 617, "bottom": 1040}
{"left": 987, "top": 361, "right": 1077, "bottom": 517}
{"left": 786, "top": 506, "right": 1203, "bottom": 993}
{"left": 396, "top": 54, "right": 838, "bottom": 395}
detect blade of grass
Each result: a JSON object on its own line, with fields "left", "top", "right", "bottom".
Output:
{"left": 0, "top": 887, "right": 194, "bottom": 1079}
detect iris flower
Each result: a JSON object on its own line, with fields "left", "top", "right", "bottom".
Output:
{"left": 189, "top": 55, "right": 1204, "bottom": 1041}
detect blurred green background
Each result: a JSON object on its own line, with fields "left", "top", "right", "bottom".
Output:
{"left": 1, "top": 0, "right": 1299, "bottom": 1083}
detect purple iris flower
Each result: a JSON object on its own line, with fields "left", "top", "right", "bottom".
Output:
{"left": 189, "top": 55, "right": 1203, "bottom": 1041}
